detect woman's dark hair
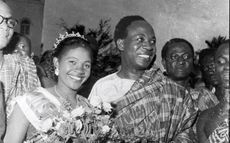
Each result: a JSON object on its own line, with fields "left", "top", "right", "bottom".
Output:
{"left": 161, "top": 38, "right": 194, "bottom": 59}
{"left": 52, "top": 36, "right": 94, "bottom": 63}
{"left": 114, "top": 15, "right": 146, "bottom": 44}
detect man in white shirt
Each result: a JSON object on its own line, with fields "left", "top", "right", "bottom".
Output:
{"left": 88, "top": 15, "right": 156, "bottom": 107}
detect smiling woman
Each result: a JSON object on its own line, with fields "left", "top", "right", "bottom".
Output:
{"left": 3, "top": 31, "right": 112, "bottom": 143}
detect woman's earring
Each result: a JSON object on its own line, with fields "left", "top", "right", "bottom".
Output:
{"left": 55, "top": 68, "right": 59, "bottom": 76}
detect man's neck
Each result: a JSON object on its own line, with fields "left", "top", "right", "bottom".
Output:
{"left": 171, "top": 78, "right": 190, "bottom": 88}
{"left": 117, "top": 67, "right": 145, "bottom": 80}
{"left": 215, "top": 86, "right": 229, "bottom": 101}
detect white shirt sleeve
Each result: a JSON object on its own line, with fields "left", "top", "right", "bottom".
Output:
{"left": 88, "top": 83, "right": 103, "bottom": 108}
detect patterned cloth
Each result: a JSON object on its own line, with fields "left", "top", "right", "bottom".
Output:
{"left": 184, "top": 86, "right": 219, "bottom": 143}
{"left": 114, "top": 65, "right": 198, "bottom": 143}
{"left": 208, "top": 119, "right": 229, "bottom": 143}
{"left": 0, "top": 54, "right": 40, "bottom": 117}
{"left": 191, "top": 87, "right": 219, "bottom": 111}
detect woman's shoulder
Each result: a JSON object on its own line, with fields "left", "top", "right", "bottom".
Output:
{"left": 17, "top": 87, "right": 58, "bottom": 114}
{"left": 24, "top": 87, "right": 50, "bottom": 98}
{"left": 16, "top": 87, "right": 59, "bottom": 122}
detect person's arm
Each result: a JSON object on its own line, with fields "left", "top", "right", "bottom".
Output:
{"left": 88, "top": 83, "right": 103, "bottom": 107}
{"left": 0, "top": 83, "right": 5, "bottom": 142}
{"left": 4, "top": 104, "right": 30, "bottom": 143}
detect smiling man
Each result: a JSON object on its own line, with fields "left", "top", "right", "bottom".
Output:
{"left": 0, "top": 2, "right": 40, "bottom": 141}
{"left": 89, "top": 16, "right": 157, "bottom": 107}
{"left": 89, "top": 16, "right": 197, "bottom": 142}
{"left": 88, "top": 15, "right": 156, "bottom": 106}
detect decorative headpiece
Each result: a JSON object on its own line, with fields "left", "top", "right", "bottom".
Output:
{"left": 53, "top": 32, "right": 87, "bottom": 49}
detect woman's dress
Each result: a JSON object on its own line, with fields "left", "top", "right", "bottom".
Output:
{"left": 16, "top": 87, "right": 93, "bottom": 143}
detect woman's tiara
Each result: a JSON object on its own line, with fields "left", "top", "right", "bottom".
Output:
{"left": 53, "top": 32, "right": 87, "bottom": 49}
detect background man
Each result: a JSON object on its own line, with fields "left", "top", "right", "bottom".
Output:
{"left": 197, "top": 39, "right": 229, "bottom": 142}
{"left": 161, "top": 38, "right": 218, "bottom": 111}
{"left": 0, "top": 1, "right": 40, "bottom": 140}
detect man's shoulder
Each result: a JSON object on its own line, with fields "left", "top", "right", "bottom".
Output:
{"left": 4, "top": 54, "right": 35, "bottom": 67}
{"left": 4, "top": 54, "right": 18, "bottom": 63}
{"left": 194, "top": 87, "right": 218, "bottom": 104}
{"left": 94, "top": 72, "right": 119, "bottom": 85}
{"left": 18, "top": 55, "right": 36, "bottom": 65}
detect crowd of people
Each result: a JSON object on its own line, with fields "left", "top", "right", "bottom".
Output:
{"left": 0, "top": 1, "right": 229, "bottom": 143}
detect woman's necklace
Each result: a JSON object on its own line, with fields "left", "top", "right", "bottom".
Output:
{"left": 54, "top": 86, "right": 72, "bottom": 111}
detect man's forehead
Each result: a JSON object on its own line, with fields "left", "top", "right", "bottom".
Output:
{"left": 168, "top": 43, "right": 192, "bottom": 53}
{"left": 0, "top": 1, "right": 12, "bottom": 17}
{"left": 127, "top": 20, "right": 155, "bottom": 36}
{"left": 216, "top": 43, "right": 229, "bottom": 57}
{"left": 128, "top": 20, "right": 151, "bottom": 29}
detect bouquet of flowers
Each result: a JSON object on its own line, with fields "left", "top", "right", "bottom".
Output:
{"left": 24, "top": 102, "right": 120, "bottom": 143}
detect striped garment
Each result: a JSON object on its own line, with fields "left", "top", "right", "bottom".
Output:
{"left": 208, "top": 119, "right": 229, "bottom": 143}
{"left": 0, "top": 54, "right": 41, "bottom": 117}
{"left": 114, "top": 66, "right": 198, "bottom": 143}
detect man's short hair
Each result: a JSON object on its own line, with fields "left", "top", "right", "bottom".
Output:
{"left": 114, "top": 15, "right": 146, "bottom": 44}
{"left": 198, "top": 48, "right": 216, "bottom": 67}
{"left": 214, "top": 38, "right": 229, "bottom": 60}
{"left": 161, "top": 38, "right": 194, "bottom": 59}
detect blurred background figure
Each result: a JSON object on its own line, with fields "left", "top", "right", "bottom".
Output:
{"left": 196, "top": 36, "right": 226, "bottom": 101}
{"left": 197, "top": 39, "right": 229, "bottom": 143}
{"left": 4, "top": 32, "right": 32, "bottom": 58}
{"left": 198, "top": 48, "right": 218, "bottom": 89}
{"left": 0, "top": 1, "right": 40, "bottom": 142}
{"left": 36, "top": 49, "right": 56, "bottom": 88}
{"left": 0, "top": 0, "right": 40, "bottom": 121}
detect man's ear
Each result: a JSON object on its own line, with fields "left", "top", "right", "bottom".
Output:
{"left": 116, "top": 39, "right": 124, "bottom": 51}
{"left": 162, "top": 58, "right": 166, "bottom": 70}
